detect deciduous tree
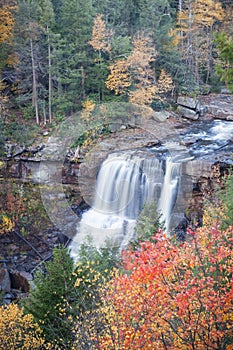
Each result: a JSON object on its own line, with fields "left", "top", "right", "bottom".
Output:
{"left": 106, "top": 33, "right": 173, "bottom": 106}
{"left": 176, "top": 0, "right": 225, "bottom": 85}
{"left": 77, "top": 224, "right": 233, "bottom": 349}
{"left": 0, "top": 304, "right": 45, "bottom": 349}
{"left": 0, "top": 2, "right": 18, "bottom": 114}
{"left": 88, "top": 14, "right": 112, "bottom": 102}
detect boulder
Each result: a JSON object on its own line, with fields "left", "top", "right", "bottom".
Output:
{"left": 199, "top": 94, "right": 233, "bottom": 120}
{"left": 109, "top": 119, "right": 123, "bottom": 132}
{"left": 220, "top": 87, "right": 231, "bottom": 94}
{"left": 177, "top": 106, "right": 199, "bottom": 120}
{"left": 207, "top": 103, "right": 233, "bottom": 121}
{"left": 152, "top": 110, "right": 170, "bottom": 122}
{"left": 0, "top": 265, "right": 11, "bottom": 292}
{"left": 2, "top": 292, "right": 13, "bottom": 305}
{"left": 177, "top": 96, "right": 200, "bottom": 110}
{"left": 10, "top": 270, "right": 33, "bottom": 293}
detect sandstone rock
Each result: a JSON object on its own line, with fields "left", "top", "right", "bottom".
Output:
{"left": 177, "top": 96, "right": 200, "bottom": 110}
{"left": 177, "top": 106, "right": 199, "bottom": 120}
{"left": 3, "top": 292, "right": 13, "bottom": 305}
{"left": 207, "top": 104, "right": 233, "bottom": 120}
{"left": 0, "top": 265, "right": 11, "bottom": 292}
{"left": 152, "top": 110, "right": 170, "bottom": 122}
{"left": 183, "top": 160, "right": 212, "bottom": 178}
{"left": 220, "top": 87, "right": 231, "bottom": 94}
{"left": 98, "top": 141, "right": 114, "bottom": 151}
{"left": 109, "top": 119, "right": 123, "bottom": 132}
{"left": 199, "top": 94, "right": 233, "bottom": 120}
{"left": 6, "top": 143, "right": 22, "bottom": 158}
{"left": 10, "top": 270, "right": 33, "bottom": 293}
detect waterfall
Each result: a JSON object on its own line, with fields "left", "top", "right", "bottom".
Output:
{"left": 158, "top": 159, "right": 181, "bottom": 230}
{"left": 69, "top": 150, "right": 183, "bottom": 260}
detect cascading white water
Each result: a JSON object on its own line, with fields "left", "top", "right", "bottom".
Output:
{"left": 158, "top": 158, "right": 181, "bottom": 230}
{"left": 69, "top": 150, "right": 182, "bottom": 260}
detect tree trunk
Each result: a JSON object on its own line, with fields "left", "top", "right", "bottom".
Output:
{"left": 30, "top": 38, "right": 39, "bottom": 125}
{"left": 48, "top": 26, "right": 52, "bottom": 123}
{"left": 43, "top": 102, "right": 47, "bottom": 125}
{"left": 206, "top": 27, "right": 213, "bottom": 85}
{"left": 81, "top": 65, "right": 86, "bottom": 100}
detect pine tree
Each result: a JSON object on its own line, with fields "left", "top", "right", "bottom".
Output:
{"left": 52, "top": 0, "right": 94, "bottom": 114}
{"left": 23, "top": 247, "right": 76, "bottom": 347}
{"left": 215, "top": 31, "right": 233, "bottom": 93}
{"left": 220, "top": 172, "right": 233, "bottom": 228}
{"left": 37, "top": 0, "right": 55, "bottom": 124}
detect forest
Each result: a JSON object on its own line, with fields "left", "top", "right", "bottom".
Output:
{"left": 1, "top": 0, "right": 233, "bottom": 127}
{"left": 0, "top": 0, "right": 233, "bottom": 349}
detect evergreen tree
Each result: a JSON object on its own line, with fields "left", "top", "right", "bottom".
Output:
{"left": 215, "top": 31, "right": 233, "bottom": 93}
{"left": 130, "top": 201, "right": 164, "bottom": 250}
{"left": 220, "top": 172, "right": 233, "bottom": 228}
{"left": 51, "top": 0, "right": 94, "bottom": 114}
{"left": 23, "top": 247, "right": 76, "bottom": 347}
{"left": 37, "top": 0, "right": 55, "bottom": 123}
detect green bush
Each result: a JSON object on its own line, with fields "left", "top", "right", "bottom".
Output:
{"left": 220, "top": 172, "right": 233, "bottom": 228}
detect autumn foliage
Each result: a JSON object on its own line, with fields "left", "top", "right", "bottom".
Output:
{"left": 75, "top": 224, "right": 233, "bottom": 349}
{"left": 0, "top": 183, "right": 29, "bottom": 234}
{"left": 106, "top": 33, "right": 173, "bottom": 105}
{"left": 89, "top": 14, "right": 111, "bottom": 53}
{"left": 0, "top": 304, "right": 45, "bottom": 349}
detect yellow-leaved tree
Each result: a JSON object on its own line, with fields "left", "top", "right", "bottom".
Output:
{"left": 0, "top": 2, "right": 18, "bottom": 115}
{"left": 88, "top": 14, "right": 111, "bottom": 54}
{"left": 89, "top": 14, "right": 112, "bottom": 102}
{"left": 0, "top": 304, "right": 46, "bottom": 349}
{"left": 106, "top": 33, "right": 173, "bottom": 106}
{"left": 105, "top": 59, "right": 131, "bottom": 95}
{"left": 127, "top": 35, "right": 158, "bottom": 105}
{"left": 176, "top": 0, "right": 225, "bottom": 84}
